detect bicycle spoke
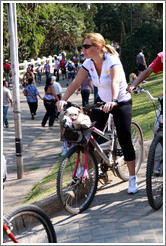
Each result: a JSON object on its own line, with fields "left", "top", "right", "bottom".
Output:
{"left": 57, "top": 146, "right": 98, "bottom": 214}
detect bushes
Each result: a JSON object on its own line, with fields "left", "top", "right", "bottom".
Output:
{"left": 121, "top": 19, "right": 163, "bottom": 81}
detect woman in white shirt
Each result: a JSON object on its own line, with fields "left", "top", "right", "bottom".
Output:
{"left": 54, "top": 56, "right": 60, "bottom": 81}
{"left": 57, "top": 33, "right": 138, "bottom": 194}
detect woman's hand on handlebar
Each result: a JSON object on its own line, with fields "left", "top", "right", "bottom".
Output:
{"left": 56, "top": 100, "right": 67, "bottom": 112}
{"left": 103, "top": 102, "right": 116, "bottom": 113}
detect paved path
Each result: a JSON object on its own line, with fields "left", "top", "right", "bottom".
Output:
{"left": 3, "top": 74, "right": 85, "bottom": 213}
{"left": 3, "top": 75, "right": 163, "bottom": 244}
{"left": 51, "top": 160, "right": 163, "bottom": 244}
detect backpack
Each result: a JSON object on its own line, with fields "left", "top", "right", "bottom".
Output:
{"left": 68, "top": 62, "right": 73, "bottom": 71}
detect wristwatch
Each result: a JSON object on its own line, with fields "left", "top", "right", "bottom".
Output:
{"left": 112, "top": 99, "right": 118, "bottom": 103}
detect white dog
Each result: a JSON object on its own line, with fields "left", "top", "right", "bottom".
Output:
{"left": 65, "top": 106, "right": 91, "bottom": 129}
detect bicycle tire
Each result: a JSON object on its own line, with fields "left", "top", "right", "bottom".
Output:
{"left": 3, "top": 204, "right": 57, "bottom": 243}
{"left": 57, "top": 145, "right": 98, "bottom": 214}
{"left": 146, "top": 134, "right": 163, "bottom": 210}
{"left": 115, "top": 120, "right": 143, "bottom": 181}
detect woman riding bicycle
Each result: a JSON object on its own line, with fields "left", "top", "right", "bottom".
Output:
{"left": 57, "top": 33, "right": 138, "bottom": 194}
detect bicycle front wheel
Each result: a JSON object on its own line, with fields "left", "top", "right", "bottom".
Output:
{"left": 3, "top": 205, "right": 57, "bottom": 243}
{"left": 115, "top": 120, "right": 143, "bottom": 181}
{"left": 146, "top": 134, "right": 163, "bottom": 210}
{"left": 57, "top": 145, "right": 98, "bottom": 214}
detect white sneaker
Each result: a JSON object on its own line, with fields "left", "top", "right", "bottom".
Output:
{"left": 128, "top": 176, "right": 138, "bottom": 194}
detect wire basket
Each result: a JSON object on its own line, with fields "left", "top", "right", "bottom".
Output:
{"left": 60, "top": 121, "right": 92, "bottom": 145}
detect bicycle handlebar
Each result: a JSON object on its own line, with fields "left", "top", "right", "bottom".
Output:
{"left": 133, "top": 86, "right": 163, "bottom": 102}
{"left": 63, "top": 101, "right": 106, "bottom": 113}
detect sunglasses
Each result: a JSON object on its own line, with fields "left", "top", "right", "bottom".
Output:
{"left": 82, "top": 44, "right": 94, "bottom": 49}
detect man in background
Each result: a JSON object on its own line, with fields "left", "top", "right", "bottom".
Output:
{"left": 136, "top": 49, "right": 147, "bottom": 75}
{"left": 3, "top": 80, "right": 13, "bottom": 128}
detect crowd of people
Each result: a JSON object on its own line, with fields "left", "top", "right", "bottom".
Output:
{"left": 3, "top": 49, "right": 93, "bottom": 127}
{"left": 3, "top": 37, "right": 163, "bottom": 195}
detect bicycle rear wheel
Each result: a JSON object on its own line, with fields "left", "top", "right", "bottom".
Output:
{"left": 3, "top": 204, "right": 57, "bottom": 243}
{"left": 146, "top": 134, "right": 163, "bottom": 210}
{"left": 57, "top": 145, "right": 98, "bottom": 214}
{"left": 115, "top": 120, "right": 143, "bottom": 181}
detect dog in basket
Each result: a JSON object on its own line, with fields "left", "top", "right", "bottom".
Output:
{"left": 62, "top": 106, "right": 91, "bottom": 130}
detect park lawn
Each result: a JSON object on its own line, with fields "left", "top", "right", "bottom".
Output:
{"left": 145, "top": 71, "right": 163, "bottom": 81}
{"left": 24, "top": 154, "right": 63, "bottom": 204}
{"left": 24, "top": 73, "right": 163, "bottom": 204}
{"left": 132, "top": 79, "right": 163, "bottom": 139}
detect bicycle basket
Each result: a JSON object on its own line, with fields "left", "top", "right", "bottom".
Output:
{"left": 60, "top": 120, "right": 92, "bottom": 145}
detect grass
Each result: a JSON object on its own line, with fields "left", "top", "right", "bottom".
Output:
{"left": 132, "top": 79, "right": 163, "bottom": 139}
{"left": 24, "top": 72, "right": 163, "bottom": 204}
{"left": 24, "top": 154, "right": 63, "bottom": 204}
{"left": 145, "top": 71, "right": 163, "bottom": 81}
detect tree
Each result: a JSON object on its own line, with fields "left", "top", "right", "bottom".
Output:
{"left": 93, "top": 3, "right": 163, "bottom": 80}
{"left": 3, "top": 3, "right": 97, "bottom": 61}
{"left": 3, "top": 2, "right": 163, "bottom": 67}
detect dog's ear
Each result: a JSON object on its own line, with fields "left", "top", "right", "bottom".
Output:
{"left": 78, "top": 108, "right": 83, "bottom": 114}
{"left": 78, "top": 108, "right": 84, "bottom": 113}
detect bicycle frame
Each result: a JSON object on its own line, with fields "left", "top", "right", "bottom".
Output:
{"left": 77, "top": 122, "right": 116, "bottom": 181}
{"left": 90, "top": 126, "right": 115, "bottom": 166}
{"left": 3, "top": 221, "right": 18, "bottom": 243}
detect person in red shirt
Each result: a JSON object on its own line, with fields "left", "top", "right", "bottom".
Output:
{"left": 3, "top": 59, "right": 11, "bottom": 79}
{"left": 127, "top": 52, "right": 163, "bottom": 92}
{"left": 59, "top": 58, "right": 67, "bottom": 80}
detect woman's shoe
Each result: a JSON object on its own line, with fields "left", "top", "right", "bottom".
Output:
{"left": 128, "top": 176, "right": 138, "bottom": 194}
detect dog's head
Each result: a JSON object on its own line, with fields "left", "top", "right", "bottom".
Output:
{"left": 65, "top": 107, "right": 81, "bottom": 123}
{"left": 129, "top": 73, "right": 137, "bottom": 83}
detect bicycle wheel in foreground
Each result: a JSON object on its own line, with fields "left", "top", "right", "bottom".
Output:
{"left": 115, "top": 120, "right": 143, "bottom": 181}
{"left": 3, "top": 205, "right": 57, "bottom": 243}
{"left": 57, "top": 145, "right": 98, "bottom": 214}
{"left": 146, "top": 134, "right": 163, "bottom": 210}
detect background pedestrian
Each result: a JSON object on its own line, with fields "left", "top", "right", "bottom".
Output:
{"left": 36, "top": 64, "right": 42, "bottom": 84}
{"left": 44, "top": 60, "right": 50, "bottom": 79}
{"left": 41, "top": 77, "right": 59, "bottom": 127}
{"left": 23, "top": 78, "right": 43, "bottom": 119}
{"left": 3, "top": 80, "right": 13, "bottom": 128}
{"left": 136, "top": 49, "right": 147, "bottom": 75}
{"left": 54, "top": 55, "right": 60, "bottom": 82}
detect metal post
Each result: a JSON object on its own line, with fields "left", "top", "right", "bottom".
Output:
{"left": 7, "top": 3, "right": 24, "bottom": 179}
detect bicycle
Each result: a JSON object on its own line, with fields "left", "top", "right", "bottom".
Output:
{"left": 3, "top": 204, "right": 57, "bottom": 243}
{"left": 57, "top": 101, "right": 143, "bottom": 214}
{"left": 133, "top": 86, "right": 163, "bottom": 210}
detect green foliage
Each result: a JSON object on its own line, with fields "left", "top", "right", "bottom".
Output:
{"left": 93, "top": 3, "right": 163, "bottom": 80}
{"left": 121, "top": 18, "right": 163, "bottom": 79}
{"left": 3, "top": 3, "right": 97, "bottom": 61}
{"left": 3, "top": 3, "right": 163, "bottom": 64}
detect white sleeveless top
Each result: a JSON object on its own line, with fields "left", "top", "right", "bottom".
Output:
{"left": 82, "top": 53, "right": 131, "bottom": 102}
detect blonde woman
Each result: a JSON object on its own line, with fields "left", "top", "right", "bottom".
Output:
{"left": 57, "top": 33, "right": 137, "bottom": 194}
